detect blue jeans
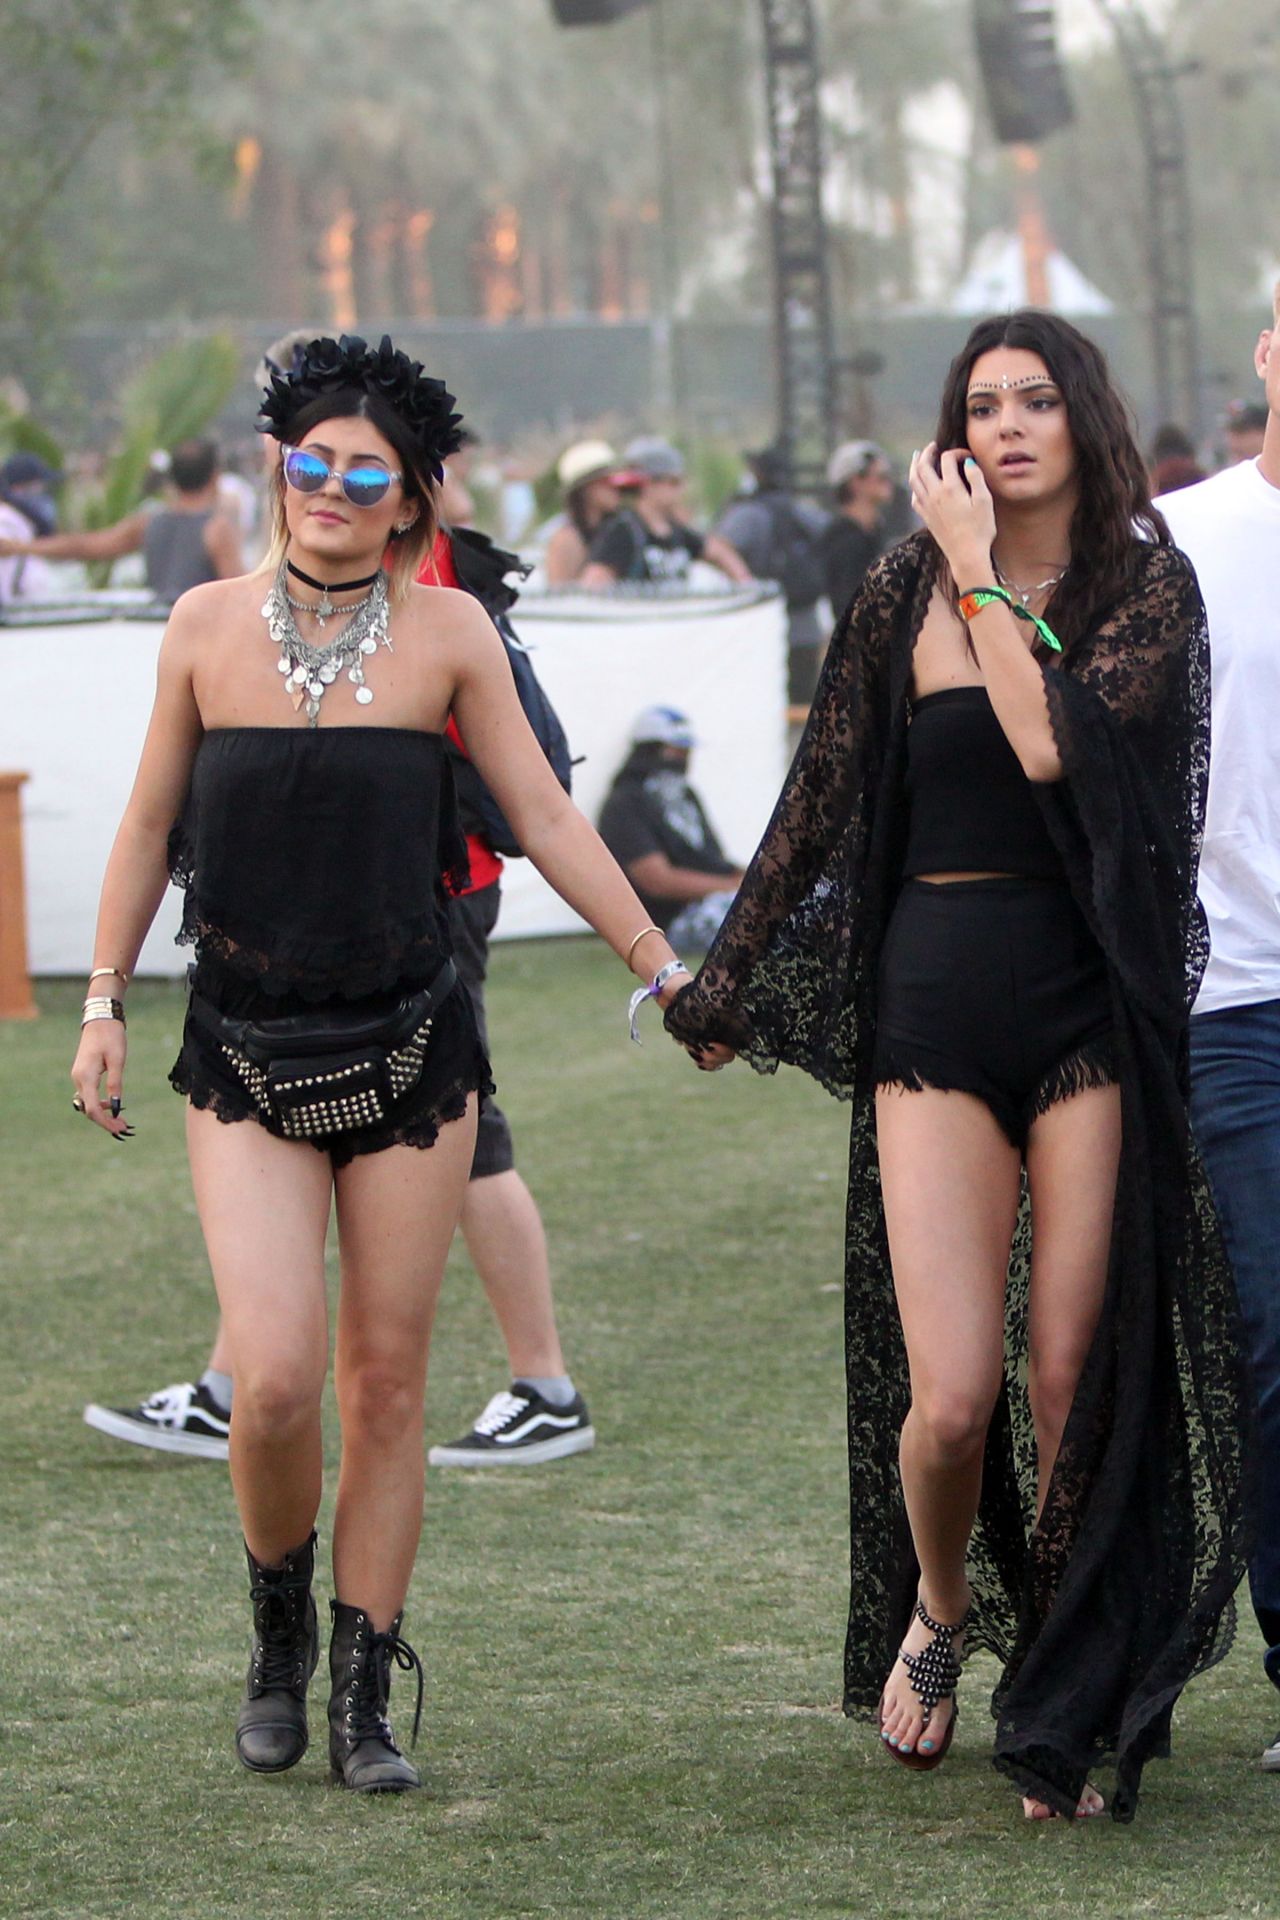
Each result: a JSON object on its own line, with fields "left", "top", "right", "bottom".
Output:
{"left": 1190, "top": 999, "right": 1280, "bottom": 1683}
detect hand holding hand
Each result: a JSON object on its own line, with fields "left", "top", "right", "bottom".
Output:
{"left": 652, "top": 970, "right": 737, "bottom": 1070}
{"left": 655, "top": 970, "right": 691, "bottom": 1013}
{"left": 909, "top": 444, "right": 996, "bottom": 583}
{"left": 686, "top": 1039, "right": 736, "bottom": 1072}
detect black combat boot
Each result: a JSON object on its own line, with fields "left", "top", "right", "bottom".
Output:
{"left": 327, "top": 1599, "right": 424, "bottom": 1793}
{"left": 234, "top": 1531, "right": 320, "bottom": 1773}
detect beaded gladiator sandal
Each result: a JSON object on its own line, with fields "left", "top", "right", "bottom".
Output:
{"left": 879, "top": 1596, "right": 970, "bottom": 1773}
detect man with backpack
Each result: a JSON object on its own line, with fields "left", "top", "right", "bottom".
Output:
{"left": 712, "top": 446, "right": 831, "bottom": 706}
{"left": 820, "top": 439, "right": 895, "bottom": 624}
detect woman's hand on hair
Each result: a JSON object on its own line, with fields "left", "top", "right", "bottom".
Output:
{"left": 909, "top": 443, "right": 996, "bottom": 584}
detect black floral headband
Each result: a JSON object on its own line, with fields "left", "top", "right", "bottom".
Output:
{"left": 257, "top": 333, "right": 465, "bottom": 480}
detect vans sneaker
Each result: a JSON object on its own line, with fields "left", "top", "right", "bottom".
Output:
{"left": 83, "top": 1380, "right": 231, "bottom": 1460}
{"left": 428, "top": 1383, "right": 594, "bottom": 1467}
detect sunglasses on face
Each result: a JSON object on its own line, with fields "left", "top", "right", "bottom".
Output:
{"left": 282, "top": 445, "right": 402, "bottom": 509}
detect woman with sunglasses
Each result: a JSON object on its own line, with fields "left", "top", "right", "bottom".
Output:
{"left": 663, "top": 311, "right": 1252, "bottom": 1822}
{"left": 70, "top": 334, "right": 689, "bottom": 1793}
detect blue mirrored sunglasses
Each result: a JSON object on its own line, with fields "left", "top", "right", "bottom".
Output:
{"left": 283, "top": 445, "right": 402, "bottom": 509}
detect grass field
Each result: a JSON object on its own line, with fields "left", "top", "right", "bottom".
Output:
{"left": 2, "top": 942, "right": 1277, "bottom": 1920}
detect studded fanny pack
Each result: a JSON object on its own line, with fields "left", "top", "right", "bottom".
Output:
{"left": 187, "top": 961, "right": 456, "bottom": 1141}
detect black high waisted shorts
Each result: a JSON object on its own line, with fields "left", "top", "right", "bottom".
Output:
{"left": 873, "top": 876, "right": 1115, "bottom": 1150}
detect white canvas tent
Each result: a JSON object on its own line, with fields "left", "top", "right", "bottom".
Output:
{"left": 950, "top": 231, "right": 1115, "bottom": 315}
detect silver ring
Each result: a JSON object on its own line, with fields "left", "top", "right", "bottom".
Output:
{"left": 71, "top": 1096, "right": 86, "bottom": 1114}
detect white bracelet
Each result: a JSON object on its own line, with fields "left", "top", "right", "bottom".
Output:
{"left": 82, "top": 997, "right": 126, "bottom": 1028}
{"left": 627, "top": 960, "right": 691, "bottom": 1045}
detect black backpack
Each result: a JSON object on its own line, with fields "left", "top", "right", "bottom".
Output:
{"left": 445, "top": 529, "right": 573, "bottom": 859}
{"left": 764, "top": 496, "right": 828, "bottom": 612}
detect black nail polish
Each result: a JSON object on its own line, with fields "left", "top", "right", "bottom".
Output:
{"left": 111, "top": 1098, "right": 121, "bottom": 1118}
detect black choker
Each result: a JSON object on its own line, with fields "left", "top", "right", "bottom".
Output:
{"left": 287, "top": 561, "right": 382, "bottom": 595}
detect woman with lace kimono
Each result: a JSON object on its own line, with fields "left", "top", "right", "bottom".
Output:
{"left": 666, "top": 311, "right": 1253, "bottom": 1823}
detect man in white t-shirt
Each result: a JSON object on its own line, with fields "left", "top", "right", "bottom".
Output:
{"left": 1159, "top": 280, "right": 1280, "bottom": 1770}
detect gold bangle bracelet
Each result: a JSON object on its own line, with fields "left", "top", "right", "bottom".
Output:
{"left": 626, "top": 925, "right": 665, "bottom": 967}
{"left": 87, "top": 966, "right": 128, "bottom": 987}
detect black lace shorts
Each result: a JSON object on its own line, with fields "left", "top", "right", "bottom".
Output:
{"left": 873, "top": 876, "right": 1115, "bottom": 1150}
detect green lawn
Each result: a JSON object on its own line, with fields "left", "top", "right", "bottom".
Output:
{"left": 1, "top": 944, "right": 1275, "bottom": 1920}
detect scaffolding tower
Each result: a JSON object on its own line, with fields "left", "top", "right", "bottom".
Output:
{"left": 760, "top": 0, "right": 837, "bottom": 492}
{"left": 1092, "top": 0, "right": 1201, "bottom": 431}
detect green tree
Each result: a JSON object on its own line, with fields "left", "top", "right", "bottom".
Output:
{"left": 0, "top": 0, "right": 247, "bottom": 302}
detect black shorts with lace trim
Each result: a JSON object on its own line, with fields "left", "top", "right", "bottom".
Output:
{"left": 873, "top": 876, "right": 1114, "bottom": 1151}
{"left": 170, "top": 959, "right": 494, "bottom": 1170}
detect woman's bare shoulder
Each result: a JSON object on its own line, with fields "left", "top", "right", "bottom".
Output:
{"left": 400, "top": 580, "right": 498, "bottom": 648}
{"left": 166, "top": 571, "right": 270, "bottom": 630}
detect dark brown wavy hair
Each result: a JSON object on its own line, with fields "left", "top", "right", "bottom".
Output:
{"left": 933, "top": 310, "right": 1170, "bottom": 651}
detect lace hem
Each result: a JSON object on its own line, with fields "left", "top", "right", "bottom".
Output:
{"left": 171, "top": 1055, "right": 493, "bottom": 1170}
{"left": 664, "top": 979, "right": 864, "bottom": 1104}
{"left": 844, "top": 1581, "right": 1237, "bottom": 1824}
{"left": 175, "top": 910, "right": 454, "bottom": 1004}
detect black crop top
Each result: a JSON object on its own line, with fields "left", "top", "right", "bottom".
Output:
{"left": 901, "top": 686, "right": 1062, "bottom": 880}
{"left": 168, "top": 727, "right": 471, "bottom": 1002}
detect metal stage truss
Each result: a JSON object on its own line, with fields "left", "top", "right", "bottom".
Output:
{"left": 552, "top": 0, "right": 838, "bottom": 491}
{"left": 760, "top": 0, "right": 837, "bottom": 493}
{"left": 1091, "top": 0, "right": 1201, "bottom": 433}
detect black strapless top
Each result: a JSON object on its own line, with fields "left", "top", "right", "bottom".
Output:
{"left": 901, "top": 686, "right": 1062, "bottom": 881}
{"left": 168, "top": 727, "right": 471, "bottom": 1003}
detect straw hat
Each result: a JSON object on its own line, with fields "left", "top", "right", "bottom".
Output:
{"left": 557, "top": 439, "right": 619, "bottom": 495}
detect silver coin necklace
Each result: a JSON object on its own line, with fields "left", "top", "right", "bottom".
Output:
{"left": 262, "top": 557, "right": 392, "bottom": 726}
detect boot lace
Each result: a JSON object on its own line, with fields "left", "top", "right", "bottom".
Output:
{"left": 349, "top": 1626, "right": 425, "bottom": 1751}
{"left": 249, "top": 1580, "right": 310, "bottom": 1691}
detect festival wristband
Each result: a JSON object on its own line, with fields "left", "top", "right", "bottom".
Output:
{"left": 958, "top": 585, "right": 1062, "bottom": 654}
{"left": 628, "top": 960, "right": 691, "bottom": 1045}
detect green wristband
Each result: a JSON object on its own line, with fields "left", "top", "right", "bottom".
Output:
{"left": 958, "top": 585, "right": 1062, "bottom": 655}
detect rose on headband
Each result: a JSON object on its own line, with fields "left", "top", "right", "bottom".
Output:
{"left": 257, "top": 333, "right": 465, "bottom": 479}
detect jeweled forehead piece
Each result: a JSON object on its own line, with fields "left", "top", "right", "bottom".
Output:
{"left": 967, "top": 372, "right": 1058, "bottom": 396}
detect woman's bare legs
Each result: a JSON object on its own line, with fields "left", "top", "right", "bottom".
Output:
{"left": 330, "top": 1098, "right": 478, "bottom": 1629}
{"left": 876, "top": 1086, "right": 1023, "bottom": 1757}
{"left": 1019, "top": 1081, "right": 1122, "bottom": 1819}
{"left": 186, "top": 1108, "right": 334, "bottom": 1562}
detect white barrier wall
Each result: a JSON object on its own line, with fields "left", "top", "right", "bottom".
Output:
{"left": 1, "top": 587, "right": 788, "bottom": 974}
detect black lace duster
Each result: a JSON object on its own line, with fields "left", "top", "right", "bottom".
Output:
{"left": 665, "top": 531, "right": 1254, "bottom": 1820}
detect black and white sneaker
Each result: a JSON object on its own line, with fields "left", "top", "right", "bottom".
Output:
{"left": 428, "top": 1383, "right": 595, "bottom": 1468}
{"left": 83, "top": 1381, "right": 231, "bottom": 1460}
